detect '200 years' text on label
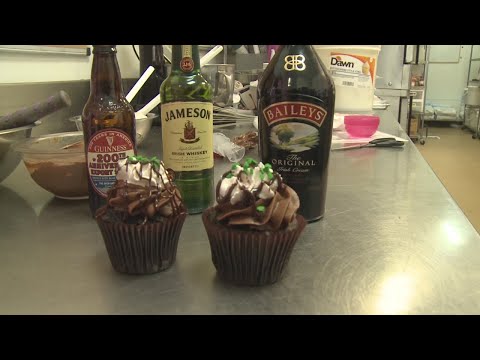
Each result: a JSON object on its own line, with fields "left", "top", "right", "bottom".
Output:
{"left": 87, "top": 129, "right": 135, "bottom": 197}
{"left": 161, "top": 101, "right": 213, "bottom": 172}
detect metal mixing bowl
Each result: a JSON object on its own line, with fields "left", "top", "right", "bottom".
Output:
{"left": 0, "top": 121, "right": 41, "bottom": 183}
{"left": 69, "top": 113, "right": 157, "bottom": 146}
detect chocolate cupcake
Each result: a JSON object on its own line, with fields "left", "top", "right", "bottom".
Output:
{"left": 96, "top": 156, "right": 187, "bottom": 275}
{"left": 202, "top": 158, "right": 306, "bottom": 286}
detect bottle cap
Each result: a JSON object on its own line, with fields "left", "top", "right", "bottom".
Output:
{"left": 93, "top": 45, "right": 117, "bottom": 53}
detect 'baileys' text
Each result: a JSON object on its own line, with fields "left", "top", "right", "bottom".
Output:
{"left": 263, "top": 101, "right": 327, "bottom": 126}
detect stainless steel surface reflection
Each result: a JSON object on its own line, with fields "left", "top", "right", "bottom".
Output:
{"left": 1, "top": 114, "right": 480, "bottom": 314}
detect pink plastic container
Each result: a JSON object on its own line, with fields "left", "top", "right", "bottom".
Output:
{"left": 344, "top": 115, "right": 380, "bottom": 138}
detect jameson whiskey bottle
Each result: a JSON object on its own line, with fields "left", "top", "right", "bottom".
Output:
{"left": 258, "top": 45, "right": 335, "bottom": 222}
{"left": 160, "top": 45, "right": 214, "bottom": 214}
{"left": 82, "top": 45, "right": 136, "bottom": 217}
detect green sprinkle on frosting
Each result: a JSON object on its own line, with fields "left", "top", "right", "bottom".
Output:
{"left": 253, "top": 161, "right": 274, "bottom": 181}
{"left": 244, "top": 158, "right": 258, "bottom": 167}
{"left": 256, "top": 205, "right": 266, "bottom": 213}
{"left": 127, "top": 155, "right": 161, "bottom": 170}
{"left": 226, "top": 158, "right": 276, "bottom": 183}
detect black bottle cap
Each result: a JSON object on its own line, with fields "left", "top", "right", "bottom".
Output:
{"left": 93, "top": 45, "right": 117, "bottom": 53}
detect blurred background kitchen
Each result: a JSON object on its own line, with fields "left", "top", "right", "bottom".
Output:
{"left": 2, "top": 44, "right": 480, "bottom": 230}
{"left": 0, "top": 45, "right": 270, "bottom": 136}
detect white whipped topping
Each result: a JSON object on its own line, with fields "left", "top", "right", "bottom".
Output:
{"left": 219, "top": 162, "right": 280, "bottom": 205}
{"left": 116, "top": 158, "right": 170, "bottom": 190}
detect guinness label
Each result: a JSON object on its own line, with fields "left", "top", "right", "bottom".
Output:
{"left": 87, "top": 129, "right": 135, "bottom": 197}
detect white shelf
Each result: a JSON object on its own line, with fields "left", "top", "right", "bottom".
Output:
{"left": 0, "top": 45, "right": 90, "bottom": 56}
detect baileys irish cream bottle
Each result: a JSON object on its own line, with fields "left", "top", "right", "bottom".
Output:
{"left": 258, "top": 45, "right": 335, "bottom": 222}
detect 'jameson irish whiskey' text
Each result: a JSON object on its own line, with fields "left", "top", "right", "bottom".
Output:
{"left": 160, "top": 45, "right": 214, "bottom": 214}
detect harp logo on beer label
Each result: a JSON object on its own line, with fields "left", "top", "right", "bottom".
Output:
{"left": 87, "top": 129, "right": 135, "bottom": 197}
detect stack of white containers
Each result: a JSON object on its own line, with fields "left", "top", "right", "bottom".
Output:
{"left": 313, "top": 45, "right": 382, "bottom": 113}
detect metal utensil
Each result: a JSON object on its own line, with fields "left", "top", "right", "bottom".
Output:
{"left": 332, "top": 137, "right": 406, "bottom": 151}
{"left": 0, "top": 91, "right": 71, "bottom": 131}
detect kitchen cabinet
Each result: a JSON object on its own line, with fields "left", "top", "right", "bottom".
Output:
{"left": 429, "top": 45, "right": 461, "bottom": 63}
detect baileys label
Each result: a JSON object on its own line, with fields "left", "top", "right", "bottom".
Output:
{"left": 264, "top": 101, "right": 326, "bottom": 171}
{"left": 263, "top": 101, "right": 327, "bottom": 127}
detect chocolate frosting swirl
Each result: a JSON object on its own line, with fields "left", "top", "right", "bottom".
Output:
{"left": 96, "top": 156, "right": 185, "bottom": 224}
{"left": 214, "top": 159, "right": 300, "bottom": 231}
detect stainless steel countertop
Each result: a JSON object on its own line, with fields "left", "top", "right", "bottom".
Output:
{"left": 1, "top": 113, "right": 480, "bottom": 314}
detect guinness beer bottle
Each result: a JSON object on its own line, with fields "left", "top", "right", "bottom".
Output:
{"left": 82, "top": 45, "right": 136, "bottom": 216}
{"left": 258, "top": 45, "right": 335, "bottom": 222}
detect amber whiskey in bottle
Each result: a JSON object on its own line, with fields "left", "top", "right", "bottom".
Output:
{"left": 258, "top": 45, "right": 335, "bottom": 222}
{"left": 160, "top": 45, "right": 214, "bottom": 214}
{"left": 82, "top": 45, "right": 136, "bottom": 216}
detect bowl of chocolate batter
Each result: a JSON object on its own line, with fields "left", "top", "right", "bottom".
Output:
{"left": 14, "top": 131, "right": 88, "bottom": 200}
{"left": 0, "top": 120, "right": 42, "bottom": 183}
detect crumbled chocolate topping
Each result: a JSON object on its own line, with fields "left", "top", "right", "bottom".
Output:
{"left": 96, "top": 156, "right": 186, "bottom": 224}
{"left": 214, "top": 158, "right": 299, "bottom": 231}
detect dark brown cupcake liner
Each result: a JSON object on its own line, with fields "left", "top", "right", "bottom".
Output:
{"left": 96, "top": 213, "right": 187, "bottom": 275}
{"left": 202, "top": 208, "right": 306, "bottom": 286}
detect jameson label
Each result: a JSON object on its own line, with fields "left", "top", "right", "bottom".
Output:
{"left": 87, "top": 129, "right": 135, "bottom": 197}
{"left": 161, "top": 101, "right": 213, "bottom": 172}
{"left": 263, "top": 101, "right": 328, "bottom": 175}
{"left": 180, "top": 45, "right": 194, "bottom": 72}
